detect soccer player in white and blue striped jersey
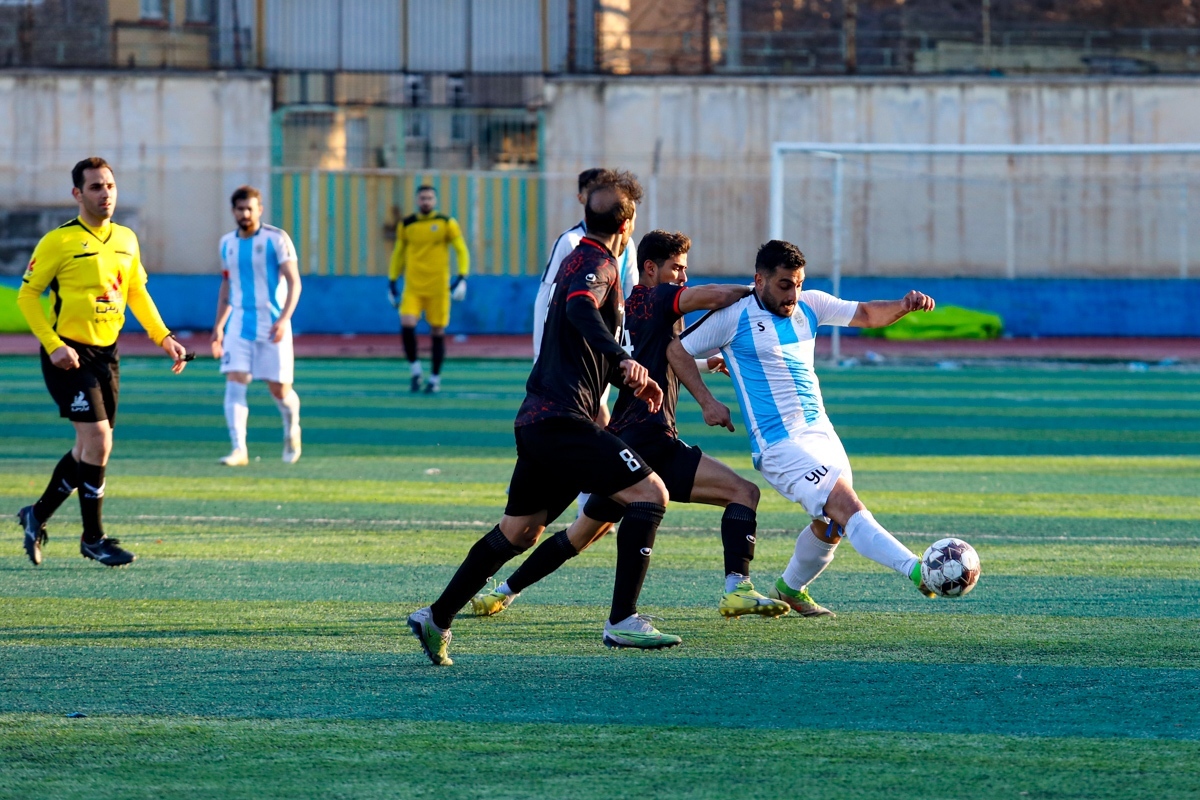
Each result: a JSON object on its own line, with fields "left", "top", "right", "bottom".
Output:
{"left": 668, "top": 240, "right": 940, "bottom": 614}
{"left": 210, "top": 186, "right": 303, "bottom": 466}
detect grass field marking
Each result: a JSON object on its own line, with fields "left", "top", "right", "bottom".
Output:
{"left": 87, "top": 514, "right": 1200, "bottom": 544}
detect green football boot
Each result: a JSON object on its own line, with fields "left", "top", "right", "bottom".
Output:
{"left": 407, "top": 606, "right": 453, "bottom": 666}
{"left": 911, "top": 562, "right": 937, "bottom": 598}
{"left": 719, "top": 580, "right": 790, "bottom": 619}
{"left": 602, "top": 614, "right": 682, "bottom": 650}
{"left": 768, "top": 578, "right": 836, "bottom": 618}
{"left": 470, "top": 585, "right": 518, "bottom": 617}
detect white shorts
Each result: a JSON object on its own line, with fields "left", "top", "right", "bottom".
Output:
{"left": 756, "top": 419, "right": 853, "bottom": 519}
{"left": 220, "top": 332, "right": 294, "bottom": 384}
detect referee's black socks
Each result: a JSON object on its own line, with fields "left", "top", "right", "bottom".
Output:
{"left": 430, "top": 525, "right": 527, "bottom": 630}
{"left": 609, "top": 502, "right": 666, "bottom": 625}
{"left": 32, "top": 451, "right": 78, "bottom": 524}
{"left": 506, "top": 529, "right": 576, "bottom": 594}
{"left": 77, "top": 461, "right": 106, "bottom": 544}
{"left": 720, "top": 503, "right": 757, "bottom": 578}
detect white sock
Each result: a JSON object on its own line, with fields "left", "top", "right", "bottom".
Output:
{"left": 273, "top": 389, "right": 301, "bottom": 437}
{"left": 496, "top": 580, "right": 518, "bottom": 597}
{"left": 782, "top": 525, "right": 839, "bottom": 591}
{"left": 576, "top": 492, "right": 591, "bottom": 518}
{"left": 410, "top": 361, "right": 422, "bottom": 377}
{"left": 843, "top": 510, "right": 918, "bottom": 577}
{"left": 428, "top": 374, "right": 441, "bottom": 387}
{"left": 223, "top": 381, "right": 249, "bottom": 451}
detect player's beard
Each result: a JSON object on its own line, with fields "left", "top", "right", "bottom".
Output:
{"left": 759, "top": 288, "right": 795, "bottom": 318}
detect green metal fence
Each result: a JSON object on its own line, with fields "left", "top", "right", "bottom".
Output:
{"left": 270, "top": 169, "right": 560, "bottom": 278}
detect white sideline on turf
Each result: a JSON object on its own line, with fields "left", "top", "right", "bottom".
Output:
{"left": 98, "top": 515, "right": 1199, "bottom": 542}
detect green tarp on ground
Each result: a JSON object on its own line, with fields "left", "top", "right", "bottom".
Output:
{"left": 861, "top": 304, "right": 1003, "bottom": 340}
{"left": 0, "top": 285, "right": 50, "bottom": 333}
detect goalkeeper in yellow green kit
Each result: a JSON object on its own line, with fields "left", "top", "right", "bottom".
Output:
{"left": 388, "top": 185, "right": 470, "bottom": 393}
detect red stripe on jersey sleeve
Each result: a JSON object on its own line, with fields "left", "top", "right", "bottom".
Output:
{"left": 673, "top": 286, "right": 686, "bottom": 315}
{"left": 566, "top": 290, "right": 599, "bottom": 306}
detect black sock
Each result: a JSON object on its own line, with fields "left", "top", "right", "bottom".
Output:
{"left": 506, "top": 529, "right": 577, "bottom": 594}
{"left": 401, "top": 326, "right": 418, "bottom": 364}
{"left": 32, "top": 451, "right": 78, "bottom": 523}
{"left": 430, "top": 525, "right": 527, "bottom": 629}
{"left": 431, "top": 334, "right": 445, "bottom": 376}
{"left": 609, "top": 502, "right": 665, "bottom": 625}
{"left": 77, "top": 461, "right": 106, "bottom": 544}
{"left": 721, "top": 503, "right": 757, "bottom": 578}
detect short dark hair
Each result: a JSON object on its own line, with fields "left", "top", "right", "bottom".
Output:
{"left": 416, "top": 184, "right": 436, "bottom": 194}
{"left": 230, "top": 185, "right": 261, "bottom": 206}
{"left": 72, "top": 157, "right": 112, "bottom": 190}
{"left": 577, "top": 168, "right": 609, "bottom": 193}
{"left": 586, "top": 182, "right": 640, "bottom": 237}
{"left": 638, "top": 230, "right": 691, "bottom": 273}
{"left": 755, "top": 240, "right": 806, "bottom": 275}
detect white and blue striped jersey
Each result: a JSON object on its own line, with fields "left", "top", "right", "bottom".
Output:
{"left": 533, "top": 220, "right": 638, "bottom": 359}
{"left": 219, "top": 224, "right": 298, "bottom": 342}
{"left": 679, "top": 289, "right": 858, "bottom": 464}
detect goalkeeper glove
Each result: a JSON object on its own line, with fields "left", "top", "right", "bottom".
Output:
{"left": 451, "top": 276, "right": 467, "bottom": 302}
{"left": 387, "top": 280, "right": 400, "bottom": 308}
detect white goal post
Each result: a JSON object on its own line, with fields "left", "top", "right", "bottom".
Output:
{"left": 769, "top": 142, "right": 1200, "bottom": 360}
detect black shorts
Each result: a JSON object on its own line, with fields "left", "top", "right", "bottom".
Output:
{"left": 612, "top": 426, "right": 703, "bottom": 504}
{"left": 41, "top": 338, "right": 120, "bottom": 426}
{"left": 505, "top": 417, "right": 654, "bottom": 524}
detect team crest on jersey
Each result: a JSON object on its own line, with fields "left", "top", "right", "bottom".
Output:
{"left": 430, "top": 224, "right": 438, "bottom": 231}
{"left": 256, "top": 245, "right": 264, "bottom": 253}
{"left": 586, "top": 273, "right": 596, "bottom": 282}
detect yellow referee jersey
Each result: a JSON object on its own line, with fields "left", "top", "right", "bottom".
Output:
{"left": 17, "top": 217, "right": 172, "bottom": 353}
{"left": 388, "top": 211, "right": 470, "bottom": 295}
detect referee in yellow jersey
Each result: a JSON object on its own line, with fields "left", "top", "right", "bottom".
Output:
{"left": 387, "top": 185, "right": 470, "bottom": 393}
{"left": 15, "top": 157, "right": 189, "bottom": 567}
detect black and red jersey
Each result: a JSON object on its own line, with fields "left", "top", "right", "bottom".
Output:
{"left": 608, "top": 282, "right": 687, "bottom": 440}
{"left": 516, "top": 238, "right": 627, "bottom": 427}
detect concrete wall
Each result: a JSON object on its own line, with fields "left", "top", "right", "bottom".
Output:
{"left": 0, "top": 71, "right": 271, "bottom": 275}
{"left": 542, "top": 77, "right": 1200, "bottom": 278}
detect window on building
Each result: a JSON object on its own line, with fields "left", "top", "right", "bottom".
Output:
{"left": 140, "top": 0, "right": 165, "bottom": 20}
{"left": 186, "top": 0, "right": 213, "bottom": 23}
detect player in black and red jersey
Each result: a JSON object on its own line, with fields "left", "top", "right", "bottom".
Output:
{"left": 407, "top": 173, "right": 681, "bottom": 665}
{"left": 470, "top": 230, "right": 791, "bottom": 621}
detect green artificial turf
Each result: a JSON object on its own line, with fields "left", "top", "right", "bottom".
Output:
{"left": 1, "top": 355, "right": 1198, "bottom": 799}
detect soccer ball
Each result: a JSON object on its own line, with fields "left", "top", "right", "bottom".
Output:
{"left": 920, "top": 538, "right": 980, "bottom": 598}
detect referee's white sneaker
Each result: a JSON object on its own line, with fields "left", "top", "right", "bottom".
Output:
{"left": 220, "top": 448, "right": 249, "bottom": 467}
{"left": 282, "top": 428, "right": 302, "bottom": 464}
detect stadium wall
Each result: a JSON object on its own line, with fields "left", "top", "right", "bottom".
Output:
{"left": 542, "top": 76, "right": 1200, "bottom": 278}
{"left": 0, "top": 71, "right": 271, "bottom": 277}
{"left": 6, "top": 275, "right": 1195, "bottom": 338}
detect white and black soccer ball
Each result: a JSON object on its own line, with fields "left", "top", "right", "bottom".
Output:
{"left": 920, "top": 538, "right": 980, "bottom": 598}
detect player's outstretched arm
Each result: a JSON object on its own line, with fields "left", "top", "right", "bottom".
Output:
{"left": 849, "top": 290, "right": 935, "bottom": 328}
{"left": 676, "top": 283, "right": 753, "bottom": 315}
{"left": 667, "top": 339, "right": 734, "bottom": 431}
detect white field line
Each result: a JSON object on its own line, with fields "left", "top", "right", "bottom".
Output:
{"left": 104, "top": 514, "right": 1200, "bottom": 543}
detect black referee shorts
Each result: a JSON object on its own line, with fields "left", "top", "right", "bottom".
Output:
{"left": 612, "top": 426, "right": 703, "bottom": 504}
{"left": 505, "top": 417, "right": 654, "bottom": 524}
{"left": 41, "top": 338, "right": 120, "bottom": 426}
